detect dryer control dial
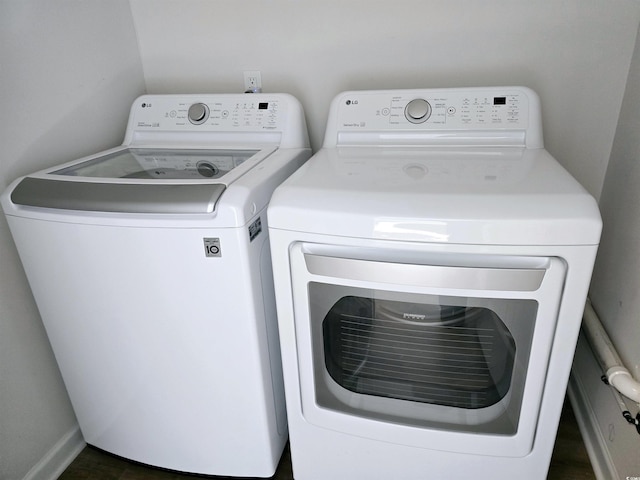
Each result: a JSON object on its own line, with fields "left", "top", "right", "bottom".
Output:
{"left": 405, "top": 98, "right": 432, "bottom": 124}
{"left": 187, "top": 103, "right": 210, "bottom": 125}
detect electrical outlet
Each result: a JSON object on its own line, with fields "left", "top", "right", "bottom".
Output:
{"left": 244, "top": 71, "right": 262, "bottom": 92}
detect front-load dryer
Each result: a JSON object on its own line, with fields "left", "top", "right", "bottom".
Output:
{"left": 1, "top": 93, "right": 311, "bottom": 477}
{"left": 267, "top": 87, "right": 601, "bottom": 480}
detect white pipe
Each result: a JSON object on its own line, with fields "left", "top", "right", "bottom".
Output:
{"left": 582, "top": 298, "right": 640, "bottom": 404}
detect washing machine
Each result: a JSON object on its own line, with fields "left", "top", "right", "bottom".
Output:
{"left": 1, "top": 93, "right": 310, "bottom": 476}
{"left": 267, "top": 87, "right": 602, "bottom": 479}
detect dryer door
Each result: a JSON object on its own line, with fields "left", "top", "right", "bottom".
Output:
{"left": 288, "top": 242, "right": 567, "bottom": 457}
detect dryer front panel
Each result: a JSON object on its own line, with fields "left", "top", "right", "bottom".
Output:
{"left": 288, "top": 242, "right": 567, "bottom": 457}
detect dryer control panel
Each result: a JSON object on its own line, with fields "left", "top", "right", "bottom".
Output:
{"left": 325, "top": 87, "right": 543, "bottom": 149}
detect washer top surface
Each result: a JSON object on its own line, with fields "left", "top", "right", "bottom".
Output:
{"left": 4, "top": 93, "right": 310, "bottom": 219}
{"left": 52, "top": 147, "right": 259, "bottom": 180}
{"left": 268, "top": 87, "right": 601, "bottom": 246}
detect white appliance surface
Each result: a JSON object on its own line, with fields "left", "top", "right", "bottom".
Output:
{"left": 270, "top": 146, "right": 600, "bottom": 245}
{"left": 267, "top": 87, "right": 602, "bottom": 480}
{"left": 1, "top": 93, "right": 311, "bottom": 477}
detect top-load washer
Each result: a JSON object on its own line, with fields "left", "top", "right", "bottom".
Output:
{"left": 2, "top": 93, "right": 310, "bottom": 476}
{"left": 267, "top": 87, "right": 602, "bottom": 479}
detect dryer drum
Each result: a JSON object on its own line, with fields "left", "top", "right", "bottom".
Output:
{"left": 322, "top": 296, "right": 516, "bottom": 410}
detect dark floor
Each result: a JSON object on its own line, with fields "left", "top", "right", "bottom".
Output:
{"left": 58, "top": 399, "right": 595, "bottom": 480}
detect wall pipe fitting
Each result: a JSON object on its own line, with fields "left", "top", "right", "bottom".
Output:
{"left": 583, "top": 298, "right": 640, "bottom": 404}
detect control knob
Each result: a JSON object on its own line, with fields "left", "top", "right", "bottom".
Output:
{"left": 188, "top": 103, "right": 210, "bottom": 125}
{"left": 405, "top": 98, "right": 432, "bottom": 124}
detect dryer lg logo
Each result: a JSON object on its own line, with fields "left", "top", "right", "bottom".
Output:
{"left": 345, "top": 100, "right": 359, "bottom": 105}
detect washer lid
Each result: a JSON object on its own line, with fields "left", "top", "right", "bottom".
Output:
{"left": 268, "top": 147, "right": 602, "bottom": 246}
{"left": 11, "top": 146, "right": 277, "bottom": 214}
{"left": 11, "top": 178, "right": 227, "bottom": 215}
{"left": 52, "top": 147, "right": 258, "bottom": 180}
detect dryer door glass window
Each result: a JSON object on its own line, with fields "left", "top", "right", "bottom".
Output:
{"left": 323, "top": 296, "right": 517, "bottom": 411}
{"left": 309, "top": 282, "right": 538, "bottom": 436}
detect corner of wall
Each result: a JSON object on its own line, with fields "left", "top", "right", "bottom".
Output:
{"left": 21, "top": 427, "right": 85, "bottom": 480}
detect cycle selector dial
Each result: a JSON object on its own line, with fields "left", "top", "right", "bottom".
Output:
{"left": 188, "top": 103, "right": 210, "bottom": 125}
{"left": 405, "top": 98, "right": 432, "bottom": 124}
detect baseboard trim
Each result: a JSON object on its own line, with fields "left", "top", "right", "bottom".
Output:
{"left": 22, "top": 425, "right": 85, "bottom": 480}
{"left": 568, "top": 334, "right": 624, "bottom": 480}
{"left": 568, "top": 372, "right": 615, "bottom": 480}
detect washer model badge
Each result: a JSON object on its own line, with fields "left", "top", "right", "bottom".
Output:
{"left": 249, "top": 217, "right": 262, "bottom": 242}
{"left": 203, "top": 238, "right": 221, "bottom": 258}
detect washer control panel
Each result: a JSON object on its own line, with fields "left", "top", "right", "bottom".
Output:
{"left": 122, "top": 93, "right": 309, "bottom": 149}
{"left": 129, "top": 95, "right": 288, "bottom": 132}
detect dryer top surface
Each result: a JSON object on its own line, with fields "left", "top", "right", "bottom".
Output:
{"left": 268, "top": 146, "right": 602, "bottom": 246}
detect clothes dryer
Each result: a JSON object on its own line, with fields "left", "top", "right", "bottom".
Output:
{"left": 2, "top": 94, "right": 311, "bottom": 476}
{"left": 268, "top": 87, "right": 601, "bottom": 479}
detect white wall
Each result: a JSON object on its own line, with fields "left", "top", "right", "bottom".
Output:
{"left": 130, "top": 0, "right": 640, "bottom": 199}
{"left": 569, "top": 20, "right": 640, "bottom": 478}
{"left": 0, "top": 1, "right": 145, "bottom": 479}
{"left": 591, "top": 22, "right": 640, "bottom": 384}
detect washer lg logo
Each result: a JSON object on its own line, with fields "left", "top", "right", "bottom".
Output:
{"left": 345, "top": 99, "right": 359, "bottom": 105}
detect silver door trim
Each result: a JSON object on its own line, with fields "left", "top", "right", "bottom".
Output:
{"left": 304, "top": 254, "right": 545, "bottom": 291}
